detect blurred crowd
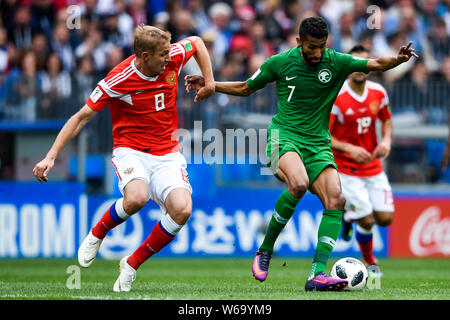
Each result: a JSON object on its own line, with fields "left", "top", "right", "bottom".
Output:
{"left": 0, "top": 0, "right": 449, "bottom": 124}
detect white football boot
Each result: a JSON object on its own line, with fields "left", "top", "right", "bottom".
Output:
{"left": 78, "top": 230, "right": 103, "bottom": 268}
{"left": 113, "top": 256, "right": 136, "bottom": 292}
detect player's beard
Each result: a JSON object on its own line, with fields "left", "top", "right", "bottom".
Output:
{"left": 302, "top": 52, "right": 323, "bottom": 66}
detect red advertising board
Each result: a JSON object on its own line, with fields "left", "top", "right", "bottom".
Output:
{"left": 390, "top": 198, "right": 450, "bottom": 257}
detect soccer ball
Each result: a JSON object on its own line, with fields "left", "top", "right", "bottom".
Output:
{"left": 331, "top": 257, "right": 368, "bottom": 291}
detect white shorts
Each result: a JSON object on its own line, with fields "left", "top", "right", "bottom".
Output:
{"left": 339, "top": 171, "right": 394, "bottom": 221}
{"left": 111, "top": 147, "right": 192, "bottom": 214}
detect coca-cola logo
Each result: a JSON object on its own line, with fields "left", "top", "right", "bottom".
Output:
{"left": 409, "top": 206, "right": 450, "bottom": 256}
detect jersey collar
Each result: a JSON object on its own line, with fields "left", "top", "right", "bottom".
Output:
{"left": 132, "top": 58, "right": 160, "bottom": 81}
{"left": 344, "top": 79, "right": 368, "bottom": 103}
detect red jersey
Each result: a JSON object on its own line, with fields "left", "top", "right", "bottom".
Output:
{"left": 86, "top": 38, "right": 197, "bottom": 155}
{"left": 330, "top": 80, "right": 392, "bottom": 177}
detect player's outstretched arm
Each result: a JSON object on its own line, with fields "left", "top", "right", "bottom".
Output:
{"left": 188, "top": 36, "right": 215, "bottom": 102}
{"left": 33, "top": 104, "right": 97, "bottom": 182}
{"left": 185, "top": 75, "right": 256, "bottom": 97}
{"left": 366, "top": 41, "right": 419, "bottom": 72}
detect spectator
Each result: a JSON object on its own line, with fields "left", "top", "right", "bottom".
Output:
{"left": 80, "top": 0, "right": 102, "bottom": 25}
{"left": 9, "top": 5, "right": 33, "bottom": 50}
{"left": 397, "top": 5, "right": 426, "bottom": 57}
{"left": 51, "top": 23, "right": 75, "bottom": 71}
{"left": 206, "top": 2, "right": 233, "bottom": 71}
{"left": 249, "top": 19, "right": 276, "bottom": 59}
{"left": 382, "top": 31, "right": 414, "bottom": 85}
{"left": 352, "top": 0, "right": 370, "bottom": 41}
{"left": 170, "top": 9, "right": 196, "bottom": 42}
{"left": 186, "top": 0, "right": 210, "bottom": 34}
{"left": 0, "top": 0, "right": 20, "bottom": 32}
{"left": 199, "top": 29, "right": 220, "bottom": 73}
{"left": 0, "top": 27, "right": 9, "bottom": 73}
{"left": 30, "top": 0, "right": 55, "bottom": 40}
{"left": 75, "top": 23, "right": 113, "bottom": 73}
{"left": 260, "top": 0, "right": 289, "bottom": 50}
{"left": 152, "top": 11, "right": 170, "bottom": 31}
{"left": 3, "top": 50, "right": 41, "bottom": 121}
{"left": 129, "top": 0, "right": 148, "bottom": 26}
{"left": 73, "top": 54, "right": 97, "bottom": 107}
{"left": 391, "top": 59, "right": 433, "bottom": 118}
{"left": 39, "top": 52, "right": 72, "bottom": 118}
{"left": 418, "top": 0, "right": 440, "bottom": 35}
{"left": 440, "top": 56, "right": 450, "bottom": 83}
{"left": 30, "top": 32, "right": 49, "bottom": 71}
{"left": 335, "top": 11, "right": 356, "bottom": 53}
{"left": 114, "top": 0, "right": 134, "bottom": 46}
{"left": 428, "top": 18, "right": 450, "bottom": 65}
{"left": 104, "top": 45, "right": 124, "bottom": 74}
{"left": 102, "top": 9, "right": 132, "bottom": 52}
{"left": 229, "top": 5, "right": 257, "bottom": 60}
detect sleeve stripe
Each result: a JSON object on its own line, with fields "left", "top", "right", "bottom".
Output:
{"left": 170, "top": 49, "right": 183, "bottom": 56}
{"left": 173, "top": 42, "right": 186, "bottom": 75}
{"left": 106, "top": 65, "right": 134, "bottom": 88}
{"left": 99, "top": 80, "right": 123, "bottom": 98}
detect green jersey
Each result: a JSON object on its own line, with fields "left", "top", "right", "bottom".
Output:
{"left": 246, "top": 47, "right": 369, "bottom": 144}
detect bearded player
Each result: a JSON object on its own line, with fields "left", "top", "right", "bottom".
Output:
{"left": 33, "top": 25, "right": 215, "bottom": 292}
{"left": 185, "top": 17, "right": 417, "bottom": 291}
{"left": 330, "top": 45, "right": 394, "bottom": 277}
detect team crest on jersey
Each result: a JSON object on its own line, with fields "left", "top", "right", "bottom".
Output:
{"left": 165, "top": 71, "right": 177, "bottom": 86}
{"left": 318, "top": 69, "right": 332, "bottom": 83}
{"left": 369, "top": 101, "right": 379, "bottom": 114}
{"left": 123, "top": 167, "right": 134, "bottom": 175}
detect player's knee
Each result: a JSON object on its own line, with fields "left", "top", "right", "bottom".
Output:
{"left": 123, "top": 193, "right": 148, "bottom": 213}
{"left": 375, "top": 213, "right": 394, "bottom": 226}
{"left": 288, "top": 179, "right": 309, "bottom": 198}
{"left": 358, "top": 215, "right": 375, "bottom": 230}
{"left": 327, "top": 193, "right": 346, "bottom": 211}
{"left": 170, "top": 202, "right": 192, "bottom": 224}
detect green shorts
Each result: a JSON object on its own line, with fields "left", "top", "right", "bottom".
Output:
{"left": 266, "top": 126, "right": 337, "bottom": 188}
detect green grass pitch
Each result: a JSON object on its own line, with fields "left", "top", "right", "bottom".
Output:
{"left": 0, "top": 257, "right": 449, "bottom": 300}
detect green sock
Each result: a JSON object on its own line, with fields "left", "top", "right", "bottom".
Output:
{"left": 309, "top": 209, "right": 343, "bottom": 279}
{"left": 259, "top": 190, "right": 300, "bottom": 254}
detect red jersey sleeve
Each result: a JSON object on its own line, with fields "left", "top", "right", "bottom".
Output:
{"left": 170, "top": 38, "right": 197, "bottom": 69}
{"left": 86, "top": 85, "right": 112, "bottom": 112}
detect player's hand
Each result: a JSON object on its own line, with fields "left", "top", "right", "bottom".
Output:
{"left": 373, "top": 141, "right": 391, "bottom": 159}
{"left": 184, "top": 75, "right": 205, "bottom": 92}
{"left": 441, "top": 144, "right": 450, "bottom": 171}
{"left": 194, "top": 82, "right": 215, "bottom": 102}
{"left": 349, "top": 145, "right": 373, "bottom": 164}
{"left": 33, "top": 157, "right": 55, "bottom": 182}
{"left": 396, "top": 41, "right": 419, "bottom": 63}
{"left": 184, "top": 75, "right": 215, "bottom": 102}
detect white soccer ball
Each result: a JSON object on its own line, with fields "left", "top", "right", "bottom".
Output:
{"left": 330, "top": 257, "right": 368, "bottom": 291}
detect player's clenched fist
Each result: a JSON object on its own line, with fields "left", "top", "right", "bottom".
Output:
{"left": 33, "top": 157, "right": 54, "bottom": 182}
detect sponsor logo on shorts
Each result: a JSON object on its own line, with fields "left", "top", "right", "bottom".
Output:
{"left": 123, "top": 167, "right": 134, "bottom": 175}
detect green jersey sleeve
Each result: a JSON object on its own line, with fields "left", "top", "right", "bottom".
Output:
{"left": 246, "top": 56, "right": 278, "bottom": 90}
{"left": 334, "top": 51, "right": 369, "bottom": 75}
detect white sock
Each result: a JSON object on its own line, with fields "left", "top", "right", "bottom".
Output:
{"left": 115, "top": 198, "right": 130, "bottom": 221}
{"left": 160, "top": 213, "right": 183, "bottom": 236}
